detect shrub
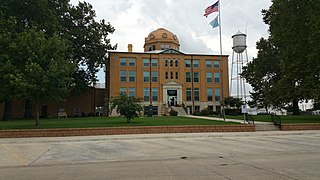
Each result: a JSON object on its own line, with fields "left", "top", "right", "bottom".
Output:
{"left": 169, "top": 110, "right": 178, "bottom": 116}
{"left": 225, "top": 108, "right": 241, "bottom": 115}
{"left": 199, "top": 108, "right": 213, "bottom": 116}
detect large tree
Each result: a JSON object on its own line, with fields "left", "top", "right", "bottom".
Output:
{"left": 0, "top": 0, "right": 116, "bottom": 120}
{"left": 242, "top": 0, "right": 320, "bottom": 115}
{"left": 10, "top": 30, "right": 73, "bottom": 126}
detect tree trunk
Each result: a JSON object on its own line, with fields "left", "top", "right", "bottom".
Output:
{"left": 35, "top": 102, "right": 40, "bottom": 127}
{"left": 3, "top": 99, "right": 13, "bottom": 120}
{"left": 292, "top": 99, "right": 300, "bottom": 115}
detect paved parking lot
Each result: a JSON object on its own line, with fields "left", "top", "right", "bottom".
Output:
{"left": 1, "top": 131, "right": 320, "bottom": 179}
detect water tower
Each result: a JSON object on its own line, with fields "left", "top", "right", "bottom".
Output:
{"left": 230, "top": 31, "right": 248, "bottom": 101}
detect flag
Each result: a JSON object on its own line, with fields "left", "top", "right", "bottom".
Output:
{"left": 210, "top": 15, "right": 219, "bottom": 28}
{"left": 204, "top": 0, "right": 219, "bottom": 17}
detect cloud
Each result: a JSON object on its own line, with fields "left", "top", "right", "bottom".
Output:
{"left": 70, "top": 0, "right": 272, "bottom": 84}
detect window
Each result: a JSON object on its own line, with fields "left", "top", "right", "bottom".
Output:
{"left": 216, "top": 105, "right": 221, "bottom": 113}
{"left": 186, "top": 88, "right": 192, "bottom": 101}
{"left": 144, "top": 88, "right": 150, "bottom": 101}
{"left": 165, "top": 44, "right": 170, "bottom": 50}
{"left": 149, "top": 45, "right": 156, "bottom": 51}
{"left": 175, "top": 72, "right": 179, "bottom": 79}
{"left": 185, "top": 60, "right": 191, "bottom": 67}
{"left": 129, "top": 58, "right": 135, "bottom": 66}
{"left": 152, "top": 88, "right": 158, "bottom": 101}
{"left": 214, "top": 88, "right": 221, "bottom": 101}
{"left": 206, "top": 60, "right": 212, "bottom": 68}
{"left": 120, "top": 71, "right": 126, "bottom": 82}
{"left": 144, "top": 71, "right": 150, "bottom": 82}
{"left": 170, "top": 60, "right": 173, "bottom": 67}
{"left": 162, "top": 33, "right": 167, "bottom": 38}
{"left": 165, "top": 60, "right": 168, "bottom": 67}
{"left": 152, "top": 72, "right": 158, "bottom": 82}
{"left": 194, "top": 88, "right": 200, "bottom": 101}
{"left": 186, "top": 72, "right": 191, "bottom": 82}
{"left": 206, "top": 72, "right": 212, "bottom": 82}
{"left": 161, "top": 45, "right": 165, "bottom": 50}
{"left": 151, "top": 59, "right": 158, "bottom": 67}
{"left": 129, "top": 71, "right": 135, "bottom": 82}
{"left": 120, "top": 58, "right": 126, "bottom": 66}
{"left": 129, "top": 88, "right": 135, "bottom": 97}
{"left": 143, "top": 59, "right": 149, "bottom": 67}
{"left": 214, "top": 60, "right": 219, "bottom": 68}
{"left": 170, "top": 72, "right": 173, "bottom": 79}
{"left": 165, "top": 72, "right": 168, "bottom": 79}
{"left": 175, "top": 60, "right": 178, "bottom": 67}
{"left": 207, "top": 88, "right": 213, "bottom": 101}
{"left": 144, "top": 106, "right": 158, "bottom": 115}
{"left": 193, "top": 60, "right": 199, "bottom": 68}
{"left": 120, "top": 88, "right": 126, "bottom": 95}
{"left": 195, "top": 106, "right": 200, "bottom": 112}
{"left": 214, "top": 72, "right": 220, "bottom": 83}
{"left": 194, "top": 72, "right": 199, "bottom": 82}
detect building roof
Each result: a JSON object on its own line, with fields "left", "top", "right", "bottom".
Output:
{"left": 108, "top": 49, "right": 228, "bottom": 57}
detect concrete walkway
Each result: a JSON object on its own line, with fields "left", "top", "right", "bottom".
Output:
{"left": 181, "top": 115, "right": 272, "bottom": 124}
{"left": 1, "top": 131, "right": 320, "bottom": 179}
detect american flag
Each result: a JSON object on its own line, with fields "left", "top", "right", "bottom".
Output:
{"left": 204, "top": 1, "right": 219, "bottom": 17}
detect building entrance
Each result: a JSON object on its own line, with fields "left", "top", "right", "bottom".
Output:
{"left": 167, "top": 90, "right": 177, "bottom": 106}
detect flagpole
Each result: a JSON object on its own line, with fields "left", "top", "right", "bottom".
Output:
{"left": 218, "top": 0, "right": 225, "bottom": 121}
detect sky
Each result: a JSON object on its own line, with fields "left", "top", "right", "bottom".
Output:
{"left": 70, "top": 0, "right": 272, "bottom": 95}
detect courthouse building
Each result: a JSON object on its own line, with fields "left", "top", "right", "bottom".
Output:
{"left": 107, "top": 28, "right": 229, "bottom": 115}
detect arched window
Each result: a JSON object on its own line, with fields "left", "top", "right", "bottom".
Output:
{"left": 175, "top": 60, "right": 178, "bottom": 67}
{"left": 170, "top": 60, "right": 173, "bottom": 67}
{"left": 165, "top": 60, "right": 168, "bottom": 67}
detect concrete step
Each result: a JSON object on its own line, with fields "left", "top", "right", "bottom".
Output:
{"left": 255, "top": 124, "right": 280, "bottom": 131}
{"left": 170, "top": 106, "right": 188, "bottom": 116}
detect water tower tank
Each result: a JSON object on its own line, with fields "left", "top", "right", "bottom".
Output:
{"left": 232, "top": 31, "right": 247, "bottom": 53}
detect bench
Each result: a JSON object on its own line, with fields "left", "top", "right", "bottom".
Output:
{"left": 58, "top": 112, "right": 67, "bottom": 118}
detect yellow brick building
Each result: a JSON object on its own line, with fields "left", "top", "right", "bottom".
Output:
{"left": 106, "top": 28, "right": 229, "bottom": 115}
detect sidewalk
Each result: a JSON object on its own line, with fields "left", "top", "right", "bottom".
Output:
{"left": 181, "top": 115, "right": 272, "bottom": 124}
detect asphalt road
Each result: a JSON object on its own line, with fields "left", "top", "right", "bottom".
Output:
{"left": 1, "top": 131, "right": 320, "bottom": 180}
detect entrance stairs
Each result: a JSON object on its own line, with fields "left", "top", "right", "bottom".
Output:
{"left": 170, "top": 106, "right": 188, "bottom": 116}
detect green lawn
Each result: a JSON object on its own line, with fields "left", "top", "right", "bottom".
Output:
{"left": 0, "top": 116, "right": 238, "bottom": 130}
{"left": 211, "top": 115, "right": 320, "bottom": 123}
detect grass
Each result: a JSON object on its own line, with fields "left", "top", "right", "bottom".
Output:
{"left": 210, "top": 115, "right": 320, "bottom": 123}
{"left": 0, "top": 116, "right": 238, "bottom": 130}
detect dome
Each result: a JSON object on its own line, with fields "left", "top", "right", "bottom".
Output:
{"left": 144, "top": 28, "right": 180, "bottom": 52}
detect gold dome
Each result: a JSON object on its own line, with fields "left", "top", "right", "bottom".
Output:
{"left": 144, "top": 28, "right": 180, "bottom": 52}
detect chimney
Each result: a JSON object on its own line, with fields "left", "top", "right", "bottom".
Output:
{"left": 128, "top": 44, "right": 133, "bottom": 52}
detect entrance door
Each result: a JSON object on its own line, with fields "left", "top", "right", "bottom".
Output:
{"left": 167, "top": 90, "right": 177, "bottom": 106}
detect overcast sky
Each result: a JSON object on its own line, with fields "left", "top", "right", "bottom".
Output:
{"left": 70, "top": 0, "right": 272, "bottom": 94}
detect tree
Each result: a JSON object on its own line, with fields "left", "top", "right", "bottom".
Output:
{"left": 0, "top": 0, "right": 116, "bottom": 120}
{"left": 242, "top": 38, "right": 279, "bottom": 111}
{"left": 224, "top": 97, "right": 243, "bottom": 109}
{"left": 10, "top": 29, "right": 73, "bottom": 126}
{"left": 110, "top": 95, "right": 143, "bottom": 123}
{"left": 242, "top": 0, "right": 320, "bottom": 115}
